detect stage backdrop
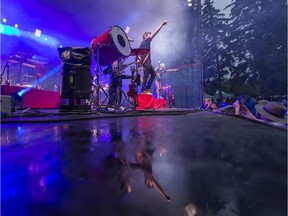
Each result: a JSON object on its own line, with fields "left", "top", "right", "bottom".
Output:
{"left": 161, "top": 64, "right": 202, "bottom": 108}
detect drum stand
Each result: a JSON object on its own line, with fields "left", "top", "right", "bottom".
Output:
{"left": 90, "top": 43, "right": 110, "bottom": 110}
{"left": 107, "top": 58, "right": 137, "bottom": 110}
{"left": 118, "top": 85, "right": 134, "bottom": 109}
{"left": 113, "top": 61, "right": 134, "bottom": 109}
{"left": 90, "top": 73, "right": 109, "bottom": 110}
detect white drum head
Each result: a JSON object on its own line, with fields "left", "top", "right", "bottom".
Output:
{"left": 110, "top": 26, "right": 131, "bottom": 57}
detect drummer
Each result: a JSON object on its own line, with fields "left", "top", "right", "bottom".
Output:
{"left": 139, "top": 20, "right": 168, "bottom": 95}
{"left": 105, "top": 58, "right": 126, "bottom": 106}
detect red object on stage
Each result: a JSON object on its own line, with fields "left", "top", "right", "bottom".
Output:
{"left": 136, "top": 94, "right": 166, "bottom": 110}
{"left": 153, "top": 98, "right": 166, "bottom": 108}
{"left": 91, "top": 26, "right": 131, "bottom": 66}
{"left": 1, "top": 85, "right": 60, "bottom": 109}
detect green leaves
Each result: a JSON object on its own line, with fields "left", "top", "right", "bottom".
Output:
{"left": 202, "top": 0, "right": 287, "bottom": 98}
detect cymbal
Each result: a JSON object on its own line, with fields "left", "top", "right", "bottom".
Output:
{"left": 130, "top": 48, "right": 149, "bottom": 56}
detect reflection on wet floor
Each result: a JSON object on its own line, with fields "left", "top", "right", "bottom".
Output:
{"left": 106, "top": 147, "right": 172, "bottom": 202}
{"left": 1, "top": 111, "right": 287, "bottom": 216}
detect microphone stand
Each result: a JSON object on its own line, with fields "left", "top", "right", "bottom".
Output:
{"left": 132, "top": 52, "right": 142, "bottom": 108}
{"left": 93, "top": 43, "right": 109, "bottom": 110}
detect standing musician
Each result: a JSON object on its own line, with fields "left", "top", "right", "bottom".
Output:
{"left": 139, "top": 20, "right": 169, "bottom": 95}
{"left": 102, "top": 58, "right": 125, "bottom": 106}
{"left": 104, "top": 58, "right": 135, "bottom": 107}
{"left": 154, "top": 61, "right": 166, "bottom": 99}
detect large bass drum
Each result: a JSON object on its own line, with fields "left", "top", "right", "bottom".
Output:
{"left": 91, "top": 26, "right": 131, "bottom": 66}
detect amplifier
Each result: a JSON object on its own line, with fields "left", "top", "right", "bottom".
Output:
{"left": 1, "top": 95, "right": 12, "bottom": 115}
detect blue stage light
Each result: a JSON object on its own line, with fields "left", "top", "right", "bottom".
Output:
{"left": 10, "top": 64, "right": 62, "bottom": 109}
{"left": 11, "top": 92, "right": 24, "bottom": 108}
{"left": 0, "top": 24, "right": 21, "bottom": 36}
{"left": 17, "top": 89, "right": 26, "bottom": 97}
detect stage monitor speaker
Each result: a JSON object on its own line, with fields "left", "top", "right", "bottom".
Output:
{"left": 58, "top": 47, "right": 92, "bottom": 111}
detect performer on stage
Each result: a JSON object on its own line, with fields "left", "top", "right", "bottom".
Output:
{"left": 105, "top": 58, "right": 134, "bottom": 107}
{"left": 139, "top": 20, "right": 169, "bottom": 94}
{"left": 154, "top": 61, "right": 166, "bottom": 99}
{"left": 103, "top": 60, "right": 123, "bottom": 106}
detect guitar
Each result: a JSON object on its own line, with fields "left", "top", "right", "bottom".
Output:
{"left": 127, "top": 66, "right": 136, "bottom": 98}
{"left": 113, "top": 60, "right": 136, "bottom": 77}
{"left": 127, "top": 55, "right": 145, "bottom": 98}
{"left": 127, "top": 82, "right": 135, "bottom": 98}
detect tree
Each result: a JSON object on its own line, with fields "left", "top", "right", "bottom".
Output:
{"left": 226, "top": 0, "right": 287, "bottom": 97}
{"left": 201, "top": 0, "right": 231, "bottom": 101}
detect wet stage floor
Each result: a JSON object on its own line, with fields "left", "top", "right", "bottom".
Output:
{"left": 1, "top": 109, "right": 287, "bottom": 216}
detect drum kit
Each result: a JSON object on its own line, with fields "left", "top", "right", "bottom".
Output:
{"left": 89, "top": 25, "right": 176, "bottom": 111}
{"left": 90, "top": 25, "right": 150, "bottom": 110}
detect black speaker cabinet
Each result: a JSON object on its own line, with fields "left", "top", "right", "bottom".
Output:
{"left": 58, "top": 47, "right": 92, "bottom": 111}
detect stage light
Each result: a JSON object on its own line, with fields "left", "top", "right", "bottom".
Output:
{"left": 2, "top": 18, "right": 7, "bottom": 23}
{"left": 35, "top": 29, "right": 41, "bottom": 37}
{"left": 32, "top": 64, "right": 62, "bottom": 85}
{"left": 8, "top": 64, "right": 62, "bottom": 111}
{"left": 59, "top": 45, "right": 63, "bottom": 48}
{"left": 32, "top": 33, "right": 60, "bottom": 48}
{"left": 14, "top": 24, "right": 18, "bottom": 28}
{"left": 17, "top": 89, "right": 25, "bottom": 97}
{"left": 11, "top": 91, "right": 24, "bottom": 108}
{"left": 0, "top": 24, "right": 21, "bottom": 36}
{"left": 188, "top": 3, "right": 192, "bottom": 6}
{"left": 187, "top": 0, "right": 192, "bottom": 2}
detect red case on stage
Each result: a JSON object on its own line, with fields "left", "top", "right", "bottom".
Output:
{"left": 137, "top": 94, "right": 166, "bottom": 110}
